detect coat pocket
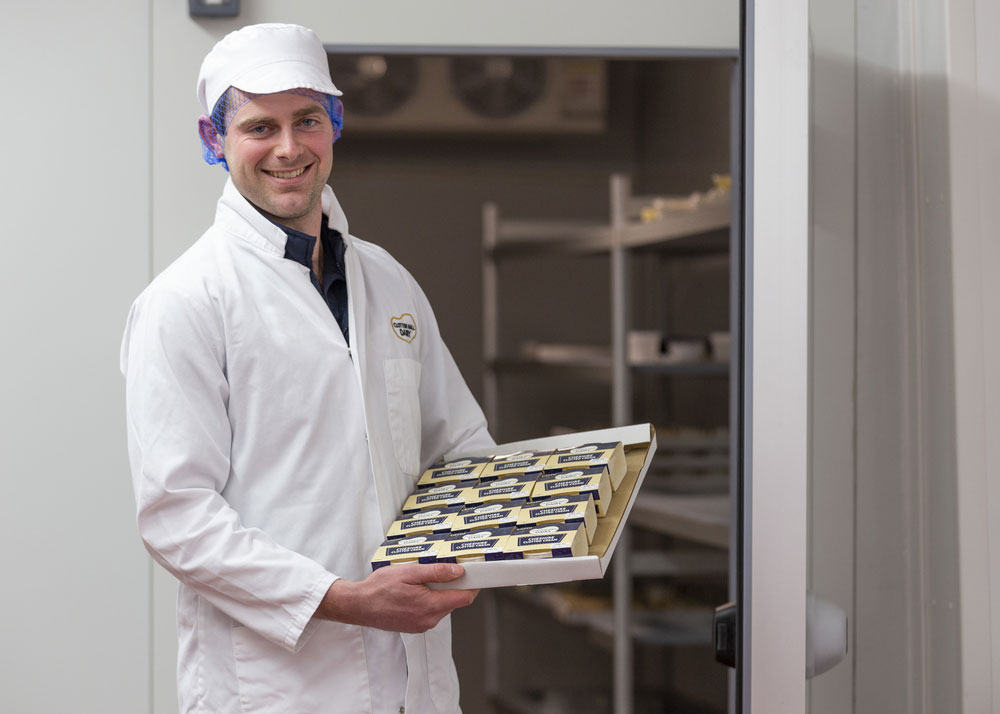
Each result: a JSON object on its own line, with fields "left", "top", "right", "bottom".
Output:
{"left": 383, "top": 357, "right": 423, "bottom": 476}
{"left": 231, "top": 621, "right": 370, "bottom": 714}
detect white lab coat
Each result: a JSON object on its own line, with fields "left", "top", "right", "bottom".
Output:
{"left": 121, "top": 178, "right": 494, "bottom": 714}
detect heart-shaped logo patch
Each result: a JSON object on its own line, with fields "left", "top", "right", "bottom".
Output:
{"left": 391, "top": 313, "right": 417, "bottom": 343}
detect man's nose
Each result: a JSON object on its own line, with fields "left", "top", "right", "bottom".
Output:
{"left": 273, "top": 126, "right": 303, "bottom": 159}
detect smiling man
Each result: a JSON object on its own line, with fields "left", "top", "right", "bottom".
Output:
{"left": 202, "top": 90, "right": 334, "bottom": 235}
{"left": 121, "top": 23, "right": 493, "bottom": 714}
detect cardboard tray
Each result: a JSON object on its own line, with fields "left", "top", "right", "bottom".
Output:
{"left": 429, "top": 423, "right": 657, "bottom": 589}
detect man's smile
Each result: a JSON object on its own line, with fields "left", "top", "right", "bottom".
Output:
{"left": 264, "top": 166, "right": 309, "bottom": 179}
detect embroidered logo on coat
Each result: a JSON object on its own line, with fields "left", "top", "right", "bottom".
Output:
{"left": 391, "top": 313, "right": 417, "bottom": 343}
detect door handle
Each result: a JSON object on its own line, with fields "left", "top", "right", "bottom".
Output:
{"left": 712, "top": 593, "right": 848, "bottom": 677}
{"left": 806, "top": 592, "right": 848, "bottom": 678}
{"left": 712, "top": 601, "right": 737, "bottom": 668}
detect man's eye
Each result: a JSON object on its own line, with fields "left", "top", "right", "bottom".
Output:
{"left": 301, "top": 117, "right": 320, "bottom": 127}
{"left": 241, "top": 124, "right": 271, "bottom": 136}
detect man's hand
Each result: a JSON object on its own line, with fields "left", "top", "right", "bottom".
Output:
{"left": 314, "top": 563, "right": 479, "bottom": 634}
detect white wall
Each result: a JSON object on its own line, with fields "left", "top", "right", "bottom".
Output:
{"left": 894, "top": 0, "right": 1000, "bottom": 703}
{"left": 808, "top": 0, "right": 949, "bottom": 709}
{"left": 807, "top": 0, "right": 856, "bottom": 710}
{"left": 808, "top": 0, "right": 1000, "bottom": 711}
{"left": 853, "top": 0, "right": 941, "bottom": 708}
{"left": 971, "top": 2, "right": 1000, "bottom": 705}
{"left": 0, "top": 2, "right": 152, "bottom": 713}
{"left": 944, "top": 0, "right": 1000, "bottom": 710}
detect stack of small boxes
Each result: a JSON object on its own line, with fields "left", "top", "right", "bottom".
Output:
{"left": 371, "top": 441, "right": 628, "bottom": 570}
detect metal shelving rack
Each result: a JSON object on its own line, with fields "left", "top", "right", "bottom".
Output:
{"left": 481, "top": 172, "right": 733, "bottom": 714}
{"left": 482, "top": 173, "right": 732, "bottom": 436}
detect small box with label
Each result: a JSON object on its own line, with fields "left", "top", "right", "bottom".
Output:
{"left": 503, "top": 522, "right": 589, "bottom": 560}
{"left": 452, "top": 500, "right": 525, "bottom": 532}
{"left": 401, "top": 483, "right": 474, "bottom": 514}
{"left": 531, "top": 466, "right": 612, "bottom": 516}
{"left": 386, "top": 505, "right": 463, "bottom": 539}
{"left": 466, "top": 473, "right": 537, "bottom": 506}
{"left": 371, "top": 534, "right": 448, "bottom": 569}
{"left": 544, "top": 441, "right": 627, "bottom": 490}
{"left": 416, "top": 456, "right": 491, "bottom": 490}
{"left": 516, "top": 493, "right": 597, "bottom": 544}
{"left": 480, "top": 450, "right": 552, "bottom": 480}
{"left": 438, "top": 527, "right": 513, "bottom": 563}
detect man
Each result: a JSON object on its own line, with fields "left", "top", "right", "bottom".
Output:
{"left": 121, "top": 23, "right": 493, "bottom": 714}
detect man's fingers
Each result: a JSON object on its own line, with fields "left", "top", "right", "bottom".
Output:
{"left": 432, "top": 563, "right": 465, "bottom": 582}
{"left": 427, "top": 587, "right": 480, "bottom": 621}
{"left": 341, "top": 565, "right": 482, "bottom": 632}
{"left": 405, "top": 562, "right": 465, "bottom": 584}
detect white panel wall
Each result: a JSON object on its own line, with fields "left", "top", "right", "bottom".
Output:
{"left": 807, "top": 0, "right": 856, "bottom": 709}
{"left": 808, "top": 0, "right": 1000, "bottom": 711}
{"left": 251, "top": 0, "right": 737, "bottom": 51}
{"left": 945, "top": 0, "right": 1000, "bottom": 709}
{"left": 0, "top": 2, "right": 152, "bottom": 713}
{"left": 908, "top": 0, "right": 965, "bottom": 710}
{"left": 972, "top": 2, "right": 1000, "bottom": 705}
{"left": 852, "top": 0, "right": 935, "bottom": 709}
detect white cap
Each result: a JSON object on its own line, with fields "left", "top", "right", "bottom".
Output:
{"left": 197, "top": 23, "right": 342, "bottom": 114}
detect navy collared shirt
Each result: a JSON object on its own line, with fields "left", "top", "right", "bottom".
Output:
{"left": 277, "top": 216, "right": 349, "bottom": 344}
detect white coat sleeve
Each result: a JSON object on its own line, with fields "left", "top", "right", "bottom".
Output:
{"left": 121, "top": 286, "right": 336, "bottom": 652}
{"left": 408, "top": 278, "right": 496, "bottom": 464}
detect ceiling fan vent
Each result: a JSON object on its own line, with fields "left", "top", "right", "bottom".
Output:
{"left": 326, "top": 54, "right": 420, "bottom": 117}
{"left": 326, "top": 55, "right": 606, "bottom": 135}
{"left": 449, "top": 57, "right": 547, "bottom": 119}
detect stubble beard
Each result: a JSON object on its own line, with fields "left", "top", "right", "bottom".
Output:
{"left": 250, "top": 173, "right": 327, "bottom": 230}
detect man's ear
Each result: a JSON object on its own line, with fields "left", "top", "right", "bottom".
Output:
{"left": 198, "top": 116, "right": 225, "bottom": 159}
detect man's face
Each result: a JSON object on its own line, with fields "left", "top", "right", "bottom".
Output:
{"left": 223, "top": 91, "right": 334, "bottom": 235}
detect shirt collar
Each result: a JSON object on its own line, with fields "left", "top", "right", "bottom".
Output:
{"left": 279, "top": 221, "right": 318, "bottom": 267}
{"left": 275, "top": 218, "right": 347, "bottom": 283}
{"left": 216, "top": 177, "right": 351, "bottom": 256}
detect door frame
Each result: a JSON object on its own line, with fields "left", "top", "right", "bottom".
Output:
{"left": 741, "top": 0, "right": 810, "bottom": 710}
